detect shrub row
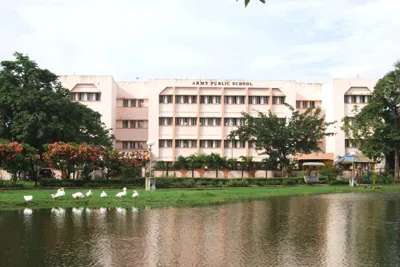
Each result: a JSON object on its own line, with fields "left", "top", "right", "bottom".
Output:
{"left": 39, "top": 177, "right": 332, "bottom": 189}
{"left": 0, "top": 183, "right": 24, "bottom": 189}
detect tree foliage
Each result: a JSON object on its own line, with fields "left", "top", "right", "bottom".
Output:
{"left": 43, "top": 142, "right": 143, "bottom": 180}
{"left": 230, "top": 105, "right": 335, "bottom": 175}
{"left": 342, "top": 61, "right": 400, "bottom": 181}
{"left": 237, "top": 0, "right": 266, "bottom": 7}
{"left": 0, "top": 52, "right": 113, "bottom": 151}
{"left": 0, "top": 142, "right": 38, "bottom": 184}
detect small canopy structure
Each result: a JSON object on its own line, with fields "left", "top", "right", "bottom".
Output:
{"left": 334, "top": 151, "right": 374, "bottom": 164}
{"left": 303, "top": 162, "right": 325, "bottom": 183}
{"left": 334, "top": 151, "right": 374, "bottom": 186}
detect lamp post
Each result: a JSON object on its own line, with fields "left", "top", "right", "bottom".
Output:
{"left": 146, "top": 140, "right": 155, "bottom": 191}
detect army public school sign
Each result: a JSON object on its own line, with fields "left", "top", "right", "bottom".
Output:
{"left": 192, "top": 80, "right": 254, "bottom": 87}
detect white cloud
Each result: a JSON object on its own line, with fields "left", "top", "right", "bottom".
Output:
{"left": 0, "top": 0, "right": 399, "bottom": 81}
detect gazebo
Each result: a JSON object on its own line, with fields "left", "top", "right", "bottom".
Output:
{"left": 334, "top": 151, "right": 374, "bottom": 186}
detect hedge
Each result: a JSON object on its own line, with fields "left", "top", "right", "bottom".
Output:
{"left": 39, "top": 177, "right": 330, "bottom": 189}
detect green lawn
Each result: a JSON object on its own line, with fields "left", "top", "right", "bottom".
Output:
{"left": 1, "top": 185, "right": 400, "bottom": 211}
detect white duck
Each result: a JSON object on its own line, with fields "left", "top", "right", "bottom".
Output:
{"left": 85, "top": 190, "right": 93, "bottom": 198}
{"left": 100, "top": 191, "right": 107, "bottom": 198}
{"left": 57, "top": 188, "right": 65, "bottom": 197}
{"left": 23, "top": 208, "right": 33, "bottom": 215}
{"left": 51, "top": 192, "right": 61, "bottom": 199}
{"left": 116, "top": 187, "right": 127, "bottom": 198}
{"left": 72, "top": 192, "right": 85, "bottom": 200}
{"left": 132, "top": 190, "right": 139, "bottom": 198}
{"left": 24, "top": 195, "right": 33, "bottom": 204}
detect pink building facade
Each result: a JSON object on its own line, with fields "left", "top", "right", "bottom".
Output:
{"left": 58, "top": 75, "right": 378, "bottom": 163}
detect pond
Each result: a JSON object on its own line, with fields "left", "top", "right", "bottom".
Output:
{"left": 1, "top": 192, "right": 400, "bottom": 267}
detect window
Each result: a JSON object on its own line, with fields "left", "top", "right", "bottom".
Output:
{"left": 95, "top": 93, "right": 101, "bottom": 101}
{"left": 344, "top": 96, "right": 349, "bottom": 103}
{"left": 175, "top": 140, "right": 197, "bottom": 148}
{"left": 278, "top": 118, "right": 286, "bottom": 124}
{"left": 200, "top": 96, "right": 205, "bottom": 103}
{"left": 224, "top": 118, "right": 244, "bottom": 126}
{"left": 200, "top": 140, "right": 222, "bottom": 148}
{"left": 159, "top": 117, "right": 173, "bottom": 126}
{"left": 130, "top": 99, "right": 137, "bottom": 107}
{"left": 70, "top": 93, "right": 76, "bottom": 101}
{"left": 175, "top": 95, "right": 196, "bottom": 104}
{"left": 159, "top": 140, "right": 173, "bottom": 148}
{"left": 296, "top": 101, "right": 301, "bottom": 108}
{"left": 345, "top": 139, "right": 356, "bottom": 148}
{"left": 121, "top": 120, "right": 147, "bottom": 128}
{"left": 199, "top": 118, "right": 222, "bottom": 126}
{"left": 310, "top": 101, "right": 315, "bottom": 108}
{"left": 215, "top": 96, "right": 221, "bottom": 104}
{"left": 176, "top": 117, "right": 197, "bottom": 126}
{"left": 123, "top": 99, "right": 129, "bottom": 107}
{"left": 87, "top": 93, "right": 94, "bottom": 101}
{"left": 263, "top": 96, "right": 269, "bottom": 104}
{"left": 78, "top": 93, "right": 84, "bottom": 101}
{"left": 351, "top": 95, "right": 357, "bottom": 104}
{"left": 159, "top": 95, "right": 173, "bottom": 104}
{"left": 122, "top": 141, "right": 128, "bottom": 149}
{"left": 360, "top": 95, "right": 366, "bottom": 104}
{"left": 302, "top": 101, "right": 308, "bottom": 108}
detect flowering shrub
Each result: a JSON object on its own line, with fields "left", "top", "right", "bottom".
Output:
{"left": 43, "top": 142, "right": 79, "bottom": 179}
{"left": 43, "top": 142, "right": 145, "bottom": 180}
{"left": 0, "top": 142, "right": 38, "bottom": 184}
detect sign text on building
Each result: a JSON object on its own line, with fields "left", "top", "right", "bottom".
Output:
{"left": 192, "top": 80, "right": 254, "bottom": 86}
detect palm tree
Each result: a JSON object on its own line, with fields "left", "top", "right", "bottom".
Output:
{"left": 205, "top": 153, "right": 227, "bottom": 178}
{"left": 239, "top": 156, "right": 255, "bottom": 177}
{"left": 175, "top": 156, "right": 188, "bottom": 170}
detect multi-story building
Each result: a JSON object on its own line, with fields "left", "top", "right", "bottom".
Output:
{"left": 59, "top": 75, "right": 378, "bottom": 164}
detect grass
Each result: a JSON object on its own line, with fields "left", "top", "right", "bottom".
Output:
{"left": 1, "top": 184, "right": 400, "bottom": 211}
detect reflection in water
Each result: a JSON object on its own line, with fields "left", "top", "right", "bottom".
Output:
{"left": 1, "top": 193, "right": 400, "bottom": 267}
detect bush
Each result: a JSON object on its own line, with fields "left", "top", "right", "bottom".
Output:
{"left": 38, "top": 177, "right": 335, "bottom": 189}
{"left": 328, "top": 179, "right": 349, "bottom": 185}
{"left": 375, "top": 175, "right": 394, "bottom": 184}
{"left": 0, "top": 183, "right": 24, "bottom": 189}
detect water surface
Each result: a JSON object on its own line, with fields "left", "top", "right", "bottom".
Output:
{"left": 1, "top": 192, "right": 400, "bottom": 267}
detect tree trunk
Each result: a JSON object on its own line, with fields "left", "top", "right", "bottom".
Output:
{"left": 395, "top": 148, "right": 399, "bottom": 183}
{"left": 216, "top": 168, "right": 218, "bottom": 178}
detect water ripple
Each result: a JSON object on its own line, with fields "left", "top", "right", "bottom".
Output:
{"left": 1, "top": 193, "right": 400, "bottom": 267}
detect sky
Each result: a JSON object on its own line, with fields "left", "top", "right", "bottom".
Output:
{"left": 0, "top": 0, "right": 400, "bottom": 82}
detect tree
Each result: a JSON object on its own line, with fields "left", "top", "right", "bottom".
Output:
{"left": 77, "top": 143, "right": 102, "bottom": 180}
{"left": 43, "top": 142, "right": 79, "bottom": 179}
{"left": 0, "top": 142, "right": 38, "bottom": 184}
{"left": 99, "top": 148, "right": 122, "bottom": 180}
{"left": 342, "top": 61, "right": 400, "bottom": 182}
{"left": 237, "top": 0, "right": 266, "bottom": 7}
{"left": 230, "top": 105, "right": 335, "bottom": 176}
{"left": 205, "top": 153, "right": 227, "bottom": 178}
{"left": 0, "top": 52, "right": 112, "bottom": 151}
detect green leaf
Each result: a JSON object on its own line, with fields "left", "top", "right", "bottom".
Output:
{"left": 245, "top": 0, "right": 250, "bottom": 7}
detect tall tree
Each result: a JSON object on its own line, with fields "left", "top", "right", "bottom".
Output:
{"left": 237, "top": 0, "right": 266, "bottom": 7}
{"left": 0, "top": 52, "right": 112, "bottom": 151}
{"left": 342, "top": 61, "right": 400, "bottom": 182}
{"left": 230, "top": 105, "right": 335, "bottom": 175}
